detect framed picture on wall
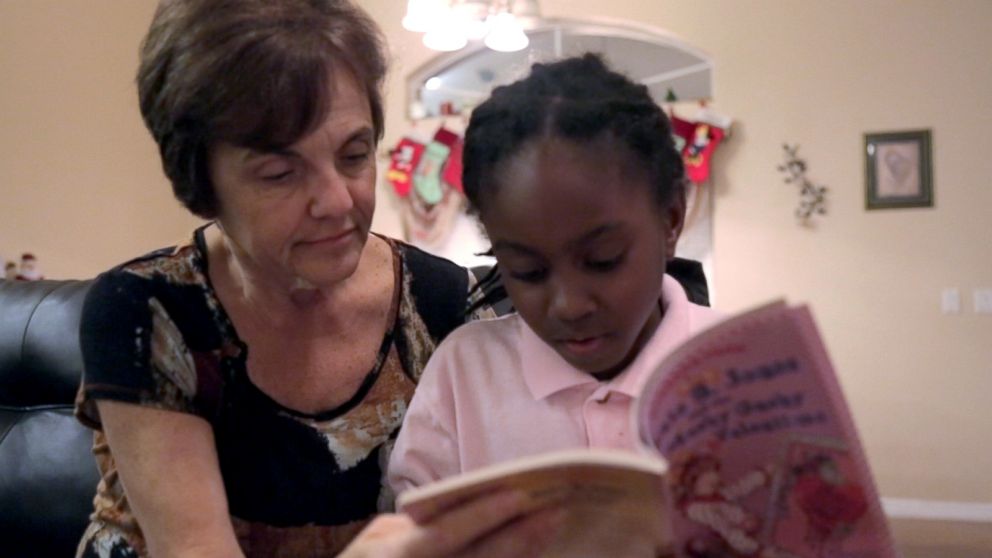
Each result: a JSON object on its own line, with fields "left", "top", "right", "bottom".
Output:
{"left": 864, "top": 129, "right": 933, "bottom": 209}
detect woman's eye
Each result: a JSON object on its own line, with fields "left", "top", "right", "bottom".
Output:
{"left": 342, "top": 149, "right": 371, "bottom": 167}
{"left": 255, "top": 158, "right": 296, "bottom": 182}
{"left": 260, "top": 169, "right": 294, "bottom": 182}
{"left": 508, "top": 268, "right": 548, "bottom": 283}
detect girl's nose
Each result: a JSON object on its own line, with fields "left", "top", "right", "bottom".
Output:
{"left": 308, "top": 165, "right": 354, "bottom": 218}
{"left": 549, "top": 279, "right": 595, "bottom": 323}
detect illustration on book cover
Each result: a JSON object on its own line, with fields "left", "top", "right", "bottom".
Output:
{"left": 639, "top": 307, "right": 890, "bottom": 557}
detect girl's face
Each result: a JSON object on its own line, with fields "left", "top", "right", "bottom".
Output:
{"left": 479, "top": 136, "right": 684, "bottom": 378}
{"left": 208, "top": 69, "right": 377, "bottom": 290}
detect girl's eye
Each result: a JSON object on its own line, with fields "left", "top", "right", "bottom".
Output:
{"left": 508, "top": 268, "right": 548, "bottom": 283}
{"left": 586, "top": 254, "right": 624, "bottom": 272}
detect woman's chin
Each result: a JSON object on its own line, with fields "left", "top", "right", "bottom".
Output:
{"left": 286, "top": 259, "right": 361, "bottom": 292}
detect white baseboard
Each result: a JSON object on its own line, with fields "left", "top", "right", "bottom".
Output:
{"left": 882, "top": 497, "right": 992, "bottom": 523}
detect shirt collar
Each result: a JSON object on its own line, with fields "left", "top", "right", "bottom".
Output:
{"left": 519, "top": 275, "right": 692, "bottom": 400}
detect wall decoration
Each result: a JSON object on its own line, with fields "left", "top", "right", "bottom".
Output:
{"left": 667, "top": 104, "right": 731, "bottom": 294}
{"left": 388, "top": 125, "right": 494, "bottom": 268}
{"left": 778, "top": 144, "right": 828, "bottom": 222}
{"left": 387, "top": 138, "right": 426, "bottom": 198}
{"left": 672, "top": 113, "right": 726, "bottom": 185}
{"left": 864, "top": 129, "right": 932, "bottom": 210}
{"left": 5, "top": 252, "right": 44, "bottom": 281}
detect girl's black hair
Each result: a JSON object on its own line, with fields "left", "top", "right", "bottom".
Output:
{"left": 464, "top": 53, "right": 685, "bottom": 314}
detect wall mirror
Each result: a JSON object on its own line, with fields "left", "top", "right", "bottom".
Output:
{"left": 407, "top": 18, "right": 713, "bottom": 119}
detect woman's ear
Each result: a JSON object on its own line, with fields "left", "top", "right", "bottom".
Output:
{"left": 664, "top": 183, "right": 688, "bottom": 261}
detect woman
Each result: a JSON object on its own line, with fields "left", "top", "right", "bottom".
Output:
{"left": 74, "top": 1, "right": 561, "bottom": 556}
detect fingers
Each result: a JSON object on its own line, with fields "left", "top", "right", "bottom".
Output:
{"left": 453, "top": 505, "right": 566, "bottom": 558}
{"left": 409, "top": 490, "right": 561, "bottom": 557}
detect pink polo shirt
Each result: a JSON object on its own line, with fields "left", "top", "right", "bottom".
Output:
{"left": 387, "top": 275, "right": 724, "bottom": 496}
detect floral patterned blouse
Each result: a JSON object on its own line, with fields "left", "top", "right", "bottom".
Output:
{"left": 74, "top": 225, "right": 493, "bottom": 557}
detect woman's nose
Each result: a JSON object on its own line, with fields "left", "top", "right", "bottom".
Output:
{"left": 308, "top": 165, "right": 354, "bottom": 218}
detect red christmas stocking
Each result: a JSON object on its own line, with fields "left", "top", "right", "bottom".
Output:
{"left": 672, "top": 115, "right": 725, "bottom": 184}
{"left": 387, "top": 137, "right": 425, "bottom": 197}
{"left": 433, "top": 127, "right": 464, "bottom": 194}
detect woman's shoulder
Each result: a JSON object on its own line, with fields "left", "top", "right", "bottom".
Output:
{"left": 83, "top": 228, "right": 217, "bottom": 337}
{"left": 383, "top": 236, "right": 475, "bottom": 334}
{"left": 99, "top": 229, "right": 206, "bottom": 286}
{"left": 388, "top": 236, "right": 469, "bottom": 284}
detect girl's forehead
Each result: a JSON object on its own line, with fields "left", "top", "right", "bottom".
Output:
{"left": 480, "top": 136, "right": 666, "bottom": 249}
{"left": 490, "top": 137, "right": 651, "bottom": 210}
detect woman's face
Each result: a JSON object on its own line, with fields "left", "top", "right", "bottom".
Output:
{"left": 208, "top": 69, "right": 376, "bottom": 289}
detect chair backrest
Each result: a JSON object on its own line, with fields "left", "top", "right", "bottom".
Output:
{"left": 0, "top": 279, "right": 99, "bottom": 557}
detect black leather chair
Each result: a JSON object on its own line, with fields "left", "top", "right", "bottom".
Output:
{"left": 0, "top": 279, "right": 98, "bottom": 558}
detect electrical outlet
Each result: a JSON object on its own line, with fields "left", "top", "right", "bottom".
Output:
{"left": 941, "top": 288, "right": 961, "bottom": 314}
{"left": 973, "top": 288, "right": 992, "bottom": 314}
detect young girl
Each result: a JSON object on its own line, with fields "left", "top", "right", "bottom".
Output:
{"left": 388, "top": 53, "right": 723, "bottom": 494}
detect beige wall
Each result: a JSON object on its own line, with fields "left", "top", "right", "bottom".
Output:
{"left": 2, "top": 0, "right": 989, "bottom": 504}
{"left": 0, "top": 1, "right": 203, "bottom": 277}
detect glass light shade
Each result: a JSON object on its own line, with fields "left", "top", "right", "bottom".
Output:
{"left": 423, "top": 15, "right": 468, "bottom": 52}
{"left": 402, "top": 0, "right": 445, "bottom": 33}
{"left": 484, "top": 12, "right": 529, "bottom": 52}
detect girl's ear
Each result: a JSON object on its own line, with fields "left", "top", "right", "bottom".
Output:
{"left": 664, "top": 183, "right": 688, "bottom": 261}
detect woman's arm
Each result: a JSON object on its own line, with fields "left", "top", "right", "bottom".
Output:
{"left": 97, "top": 400, "right": 244, "bottom": 558}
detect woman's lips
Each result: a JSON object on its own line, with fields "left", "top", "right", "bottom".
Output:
{"left": 301, "top": 228, "right": 355, "bottom": 248}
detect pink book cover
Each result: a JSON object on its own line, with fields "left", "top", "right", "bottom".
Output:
{"left": 635, "top": 302, "right": 898, "bottom": 558}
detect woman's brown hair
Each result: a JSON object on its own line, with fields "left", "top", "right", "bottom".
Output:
{"left": 138, "top": 0, "right": 387, "bottom": 218}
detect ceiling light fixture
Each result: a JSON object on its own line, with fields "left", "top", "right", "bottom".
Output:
{"left": 403, "top": 0, "right": 537, "bottom": 53}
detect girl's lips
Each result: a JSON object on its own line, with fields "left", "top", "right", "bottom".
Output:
{"left": 561, "top": 335, "right": 606, "bottom": 355}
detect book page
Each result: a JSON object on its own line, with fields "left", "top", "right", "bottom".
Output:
{"left": 397, "top": 449, "right": 672, "bottom": 558}
{"left": 636, "top": 303, "right": 897, "bottom": 557}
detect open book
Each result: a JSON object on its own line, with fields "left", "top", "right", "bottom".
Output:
{"left": 397, "top": 301, "right": 897, "bottom": 557}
